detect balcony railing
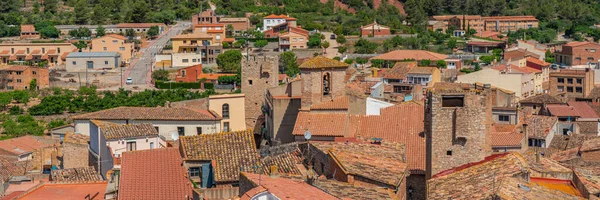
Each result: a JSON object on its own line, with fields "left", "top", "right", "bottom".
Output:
{"left": 280, "top": 40, "right": 290, "bottom": 44}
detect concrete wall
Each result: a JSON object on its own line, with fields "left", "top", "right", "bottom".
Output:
{"left": 270, "top": 98, "right": 300, "bottom": 143}
{"left": 89, "top": 123, "right": 113, "bottom": 179}
{"left": 107, "top": 136, "right": 165, "bottom": 157}
{"left": 171, "top": 53, "right": 203, "bottom": 68}
{"left": 492, "top": 109, "right": 518, "bottom": 124}
{"left": 208, "top": 94, "right": 246, "bottom": 132}
{"left": 91, "top": 36, "right": 134, "bottom": 63}
{"left": 366, "top": 97, "right": 394, "bottom": 115}
{"left": 458, "top": 68, "right": 524, "bottom": 98}
{"left": 75, "top": 119, "right": 220, "bottom": 140}
{"left": 66, "top": 55, "right": 122, "bottom": 72}
{"left": 62, "top": 141, "right": 90, "bottom": 169}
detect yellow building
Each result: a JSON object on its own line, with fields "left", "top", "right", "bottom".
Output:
{"left": 405, "top": 66, "right": 441, "bottom": 86}
{"left": 171, "top": 32, "right": 222, "bottom": 64}
{"left": 91, "top": 34, "right": 134, "bottom": 65}
{"left": 0, "top": 43, "right": 76, "bottom": 67}
{"left": 279, "top": 26, "right": 309, "bottom": 51}
{"left": 208, "top": 94, "right": 246, "bottom": 132}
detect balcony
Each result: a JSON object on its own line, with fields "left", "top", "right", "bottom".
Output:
{"left": 280, "top": 40, "right": 290, "bottom": 45}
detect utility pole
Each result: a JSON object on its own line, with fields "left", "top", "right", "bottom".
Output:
{"left": 120, "top": 65, "right": 123, "bottom": 88}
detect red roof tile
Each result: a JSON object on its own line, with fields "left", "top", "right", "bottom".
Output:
{"left": 527, "top": 57, "right": 550, "bottom": 67}
{"left": 72, "top": 107, "right": 221, "bottom": 121}
{"left": 0, "top": 136, "right": 54, "bottom": 156}
{"left": 240, "top": 173, "right": 338, "bottom": 200}
{"left": 0, "top": 50, "right": 9, "bottom": 55}
{"left": 371, "top": 50, "right": 448, "bottom": 61}
{"left": 491, "top": 132, "right": 524, "bottom": 147}
{"left": 568, "top": 101, "right": 599, "bottom": 118}
{"left": 14, "top": 50, "right": 25, "bottom": 55}
{"left": 298, "top": 56, "right": 349, "bottom": 69}
{"left": 1, "top": 191, "right": 24, "bottom": 200}
{"left": 383, "top": 61, "right": 417, "bottom": 79}
{"left": 104, "top": 34, "right": 128, "bottom": 41}
{"left": 20, "top": 25, "right": 36, "bottom": 33}
{"left": 17, "top": 181, "right": 108, "bottom": 200}
{"left": 563, "top": 41, "right": 596, "bottom": 47}
{"left": 492, "top": 64, "right": 541, "bottom": 74}
{"left": 292, "top": 112, "right": 350, "bottom": 137}
{"left": 310, "top": 96, "right": 349, "bottom": 110}
{"left": 546, "top": 104, "right": 582, "bottom": 117}
{"left": 119, "top": 148, "right": 193, "bottom": 200}
{"left": 116, "top": 23, "right": 164, "bottom": 28}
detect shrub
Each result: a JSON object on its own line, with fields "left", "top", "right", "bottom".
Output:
{"left": 155, "top": 81, "right": 200, "bottom": 89}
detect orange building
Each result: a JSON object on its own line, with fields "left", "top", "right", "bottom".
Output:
{"left": 0, "top": 65, "right": 49, "bottom": 90}
{"left": 483, "top": 16, "right": 538, "bottom": 32}
{"left": 279, "top": 26, "right": 309, "bottom": 51}
{"left": 0, "top": 43, "right": 77, "bottom": 67}
{"left": 360, "top": 21, "right": 392, "bottom": 37}
{"left": 91, "top": 34, "right": 134, "bottom": 64}
{"left": 175, "top": 64, "right": 235, "bottom": 86}
{"left": 20, "top": 25, "right": 40, "bottom": 39}
{"left": 193, "top": 24, "right": 227, "bottom": 44}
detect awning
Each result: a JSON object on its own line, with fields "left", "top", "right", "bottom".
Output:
{"left": 25, "top": 54, "right": 33, "bottom": 60}
{"left": 9, "top": 55, "right": 17, "bottom": 61}
{"left": 0, "top": 50, "right": 9, "bottom": 56}
{"left": 31, "top": 49, "right": 41, "bottom": 55}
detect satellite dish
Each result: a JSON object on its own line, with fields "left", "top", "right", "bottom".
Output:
{"left": 304, "top": 130, "right": 311, "bottom": 141}
{"left": 171, "top": 132, "right": 179, "bottom": 141}
{"left": 567, "top": 131, "right": 573, "bottom": 136}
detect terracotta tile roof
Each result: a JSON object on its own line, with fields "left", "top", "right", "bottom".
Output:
{"left": 314, "top": 178, "right": 396, "bottom": 199}
{"left": 263, "top": 14, "right": 294, "bottom": 20}
{"left": 0, "top": 65, "right": 29, "bottom": 72}
{"left": 575, "top": 121, "right": 598, "bottom": 135}
{"left": 60, "top": 52, "right": 70, "bottom": 60}
{"left": 478, "top": 30, "right": 501, "bottom": 38}
{"left": 563, "top": 41, "right": 596, "bottom": 47}
{"left": 72, "top": 107, "right": 220, "bottom": 121}
{"left": 14, "top": 50, "right": 25, "bottom": 55}
{"left": 428, "top": 152, "right": 583, "bottom": 199}
{"left": 482, "top": 15, "right": 538, "bottom": 21}
{"left": 119, "top": 148, "right": 192, "bottom": 200}
{"left": 432, "top": 15, "right": 482, "bottom": 20}
{"left": 104, "top": 34, "right": 128, "bottom": 41}
{"left": 581, "top": 137, "right": 600, "bottom": 152}
{"left": 408, "top": 66, "right": 438, "bottom": 74}
{"left": 504, "top": 48, "right": 542, "bottom": 60}
{"left": 354, "top": 103, "right": 425, "bottom": 173}
{"left": 491, "top": 132, "right": 524, "bottom": 147}
{"left": 196, "top": 73, "right": 236, "bottom": 80}
{"left": 546, "top": 104, "right": 581, "bottom": 117}
{"left": 30, "top": 50, "right": 41, "bottom": 55}
{"left": 492, "top": 124, "right": 517, "bottom": 132}
{"left": 20, "top": 25, "right": 36, "bottom": 33}
{"left": 361, "top": 21, "right": 391, "bottom": 30}
{"left": 312, "top": 142, "right": 407, "bottom": 186}
{"left": 0, "top": 157, "right": 30, "bottom": 182}
{"left": 310, "top": 96, "right": 349, "bottom": 110}
{"left": 524, "top": 115, "right": 558, "bottom": 139}
{"left": 429, "top": 82, "right": 474, "bottom": 93}
{"left": 574, "top": 168, "right": 600, "bottom": 195}
{"left": 383, "top": 61, "right": 417, "bottom": 79}
{"left": 259, "top": 149, "right": 304, "bottom": 176}
{"left": 587, "top": 86, "right": 600, "bottom": 99}
{"left": 527, "top": 57, "right": 550, "bottom": 67}
{"left": 0, "top": 50, "right": 9, "bottom": 55}
{"left": 194, "top": 23, "right": 226, "bottom": 27}
{"left": 370, "top": 50, "right": 448, "bottom": 61}
{"left": 16, "top": 181, "right": 108, "bottom": 200}
{"left": 298, "top": 56, "right": 349, "bottom": 69}
{"left": 116, "top": 23, "right": 164, "bottom": 28}
{"left": 568, "top": 101, "right": 600, "bottom": 118}
{"left": 222, "top": 37, "right": 235, "bottom": 43}
{"left": 90, "top": 120, "right": 158, "bottom": 140}
{"left": 50, "top": 166, "right": 103, "bottom": 182}
{"left": 519, "top": 94, "right": 563, "bottom": 104}
{"left": 171, "top": 32, "right": 213, "bottom": 39}
{"left": 240, "top": 173, "right": 338, "bottom": 200}
{"left": 1, "top": 191, "right": 24, "bottom": 200}
{"left": 179, "top": 130, "right": 258, "bottom": 183}
{"left": 292, "top": 112, "right": 349, "bottom": 137}
{"left": 492, "top": 63, "right": 541, "bottom": 74}
{"left": 63, "top": 132, "right": 89, "bottom": 145}
{"left": 0, "top": 136, "right": 54, "bottom": 156}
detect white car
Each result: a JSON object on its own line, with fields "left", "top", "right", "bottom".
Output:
{"left": 126, "top": 77, "right": 133, "bottom": 84}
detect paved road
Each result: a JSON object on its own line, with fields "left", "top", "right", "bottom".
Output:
{"left": 321, "top": 32, "right": 340, "bottom": 59}
{"left": 124, "top": 22, "right": 189, "bottom": 85}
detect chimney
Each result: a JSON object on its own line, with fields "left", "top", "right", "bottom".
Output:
{"left": 270, "top": 165, "right": 279, "bottom": 178}
{"left": 522, "top": 124, "right": 528, "bottom": 152}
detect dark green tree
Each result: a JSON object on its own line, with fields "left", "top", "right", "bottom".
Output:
{"left": 131, "top": 0, "right": 149, "bottom": 23}
{"left": 29, "top": 79, "right": 37, "bottom": 91}
{"left": 280, "top": 52, "right": 300, "bottom": 77}
{"left": 216, "top": 50, "right": 243, "bottom": 73}
{"left": 74, "top": 0, "right": 90, "bottom": 24}
{"left": 147, "top": 26, "right": 159, "bottom": 38}
{"left": 152, "top": 70, "right": 169, "bottom": 81}
{"left": 96, "top": 25, "right": 106, "bottom": 37}
{"left": 404, "top": 0, "right": 426, "bottom": 28}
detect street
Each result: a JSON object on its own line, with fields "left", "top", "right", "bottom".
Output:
{"left": 123, "top": 21, "right": 189, "bottom": 85}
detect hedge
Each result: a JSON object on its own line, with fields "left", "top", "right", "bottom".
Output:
{"left": 155, "top": 81, "right": 201, "bottom": 89}
{"left": 204, "top": 82, "right": 214, "bottom": 90}
{"left": 234, "top": 37, "right": 280, "bottom": 42}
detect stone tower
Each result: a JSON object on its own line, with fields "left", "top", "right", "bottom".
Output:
{"left": 299, "top": 56, "right": 349, "bottom": 109}
{"left": 242, "top": 55, "right": 280, "bottom": 131}
{"left": 425, "top": 83, "right": 493, "bottom": 179}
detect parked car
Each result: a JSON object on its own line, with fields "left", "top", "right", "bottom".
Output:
{"left": 126, "top": 77, "right": 133, "bottom": 84}
{"left": 330, "top": 34, "right": 336, "bottom": 39}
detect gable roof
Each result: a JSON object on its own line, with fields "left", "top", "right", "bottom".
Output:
{"left": 408, "top": 66, "right": 438, "bottom": 75}
{"left": 263, "top": 14, "right": 295, "bottom": 20}
{"left": 370, "top": 50, "right": 448, "bottom": 61}
{"left": 240, "top": 173, "right": 337, "bottom": 200}
{"left": 310, "top": 96, "right": 349, "bottom": 110}
{"left": 20, "top": 25, "right": 36, "bottom": 33}
{"left": 491, "top": 132, "right": 524, "bottom": 147}
{"left": 581, "top": 137, "right": 600, "bottom": 152}
{"left": 524, "top": 115, "right": 558, "bottom": 139}
{"left": 179, "top": 130, "right": 258, "bottom": 183}
{"left": 103, "top": 34, "right": 128, "bottom": 41}
{"left": 298, "top": 56, "right": 349, "bottom": 69}
{"left": 520, "top": 94, "right": 563, "bottom": 104}
{"left": 50, "top": 166, "right": 103, "bottom": 182}
{"left": 526, "top": 57, "right": 550, "bottom": 67}
{"left": 0, "top": 156, "right": 31, "bottom": 182}
{"left": 72, "top": 107, "right": 221, "bottom": 121}
{"left": 567, "top": 101, "right": 599, "bottom": 118}
{"left": 383, "top": 61, "right": 417, "bottom": 79}
{"left": 292, "top": 112, "right": 350, "bottom": 137}
{"left": 312, "top": 142, "right": 408, "bottom": 186}
{"left": 16, "top": 181, "right": 108, "bottom": 200}
{"left": 66, "top": 52, "right": 120, "bottom": 58}
{"left": 90, "top": 120, "right": 159, "bottom": 140}
{"left": 0, "top": 136, "right": 54, "bottom": 156}
{"left": 563, "top": 41, "right": 600, "bottom": 47}
{"left": 492, "top": 64, "right": 541, "bottom": 74}
{"left": 119, "top": 148, "right": 192, "bottom": 200}
{"left": 315, "top": 178, "right": 397, "bottom": 199}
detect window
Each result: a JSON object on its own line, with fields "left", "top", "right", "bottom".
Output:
{"left": 57, "top": 48, "right": 61, "bottom": 53}
{"left": 154, "top": 126, "right": 159, "bottom": 132}
{"left": 222, "top": 104, "right": 230, "bottom": 119}
{"left": 112, "top": 40, "right": 117, "bottom": 43}
{"left": 11, "top": 48, "right": 14, "bottom": 54}
{"left": 103, "top": 47, "right": 107, "bottom": 51}
{"left": 442, "top": 96, "right": 464, "bottom": 107}
{"left": 223, "top": 122, "right": 230, "bottom": 132}
{"left": 591, "top": 49, "right": 597, "bottom": 53}
{"left": 557, "top": 86, "right": 564, "bottom": 92}
{"left": 42, "top": 48, "right": 45, "bottom": 53}
{"left": 182, "top": 59, "right": 189, "bottom": 63}
{"left": 150, "top": 142, "right": 154, "bottom": 149}
{"left": 567, "top": 87, "right": 573, "bottom": 92}
{"left": 72, "top": 61, "right": 76, "bottom": 65}
{"left": 248, "top": 80, "right": 253, "bottom": 85}
{"left": 126, "top": 141, "right": 137, "bottom": 151}
{"left": 577, "top": 79, "right": 582, "bottom": 84}
{"left": 102, "top": 40, "right": 105, "bottom": 43}
{"left": 189, "top": 167, "right": 200, "bottom": 178}
{"left": 16, "top": 79, "right": 21, "bottom": 83}
{"left": 567, "top": 78, "right": 573, "bottom": 84}
{"left": 323, "top": 73, "right": 331, "bottom": 95}
{"left": 26, "top": 48, "right": 29, "bottom": 54}
{"left": 105, "top": 61, "right": 108, "bottom": 65}
{"left": 576, "top": 57, "right": 581, "bottom": 61}
{"left": 446, "top": 151, "right": 452, "bottom": 156}
{"left": 196, "top": 127, "right": 202, "bottom": 135}
{"left": 557, "top": 78, "right": 564, "bottom": 83}
{"left": 216, "top": 34, "right": 221, "bottom": 40}
{"left": 215, "top": 50, "right": 220, "bottom": 54}
{"left": 119, "top": 47, "right": 125, "bottom": 51}
{"left": 576, "top": 87, "right": 583, "bottom": 93}
{"left": 32, "top": 71, "right": 36, "bottom": 75}
{"left": 589, "top": 57, "right": 595, "bottom": 61}
{"left": 182, "top": 70, "right": 186, "bottom": 77}
{"left": 499, "top": 115, "right": 510, "bottom": 122}
{"left": 15, "top": 71, "right": 22, "bottom": 75}
{"left": 183, "top": 40, "right": 187, "bottom": 44}
{"left": 177, "top": 127, "right": 185, "bottom": 136}
{"left": 192, "top": 59, "right": 197, "bottom": 62}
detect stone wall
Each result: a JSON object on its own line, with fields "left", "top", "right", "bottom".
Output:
{"left": 406, "top": 174, "right": 426, "bottom": 200}
{"left": 425, "top": 89, "right": 493, "bottom": 178}
{"left": 300, "top": 68, "right": 347, "bottom": 109}
{"left": 242, "top": 55, "right": 279, "bottom": 130}
{"left": 62, "top": 142, "right": 90, "bottom": 169}
{"left": 32, "top": 146, "right": 60, "bottom": 171}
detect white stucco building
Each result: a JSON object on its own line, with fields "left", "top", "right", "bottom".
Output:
{"left": 262, "top": 14, "right": 296, "bottom": 31}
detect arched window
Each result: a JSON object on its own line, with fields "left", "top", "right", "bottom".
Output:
{"left": 222, "top": 104, "right": 230, "bottom": 119}
{"left": 323, "top": 73, "right": 331, "bottom": 95}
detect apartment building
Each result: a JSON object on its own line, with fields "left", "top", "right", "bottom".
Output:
{"left": 171, "top": 32, "right": 221, "bottom": 65}
{"left": 91, "top": 34, "right": 134, "bottom": 64}
{"left": 458, "top": 64, "right": 541, "bottom": 98}
{"left": 55, "top": 25, "right": 119, "bottom": 35}
{"left": 430, "top": 15, "right": 538, "bottom": 33}
{"left": 0, "top": 43, "right": 76, "bottom": 67}
{"left": 549, "top": 69, "right": 594, "bottom": 99}
{"left": 192, "top": 9, "right": 249, "bottom": 34}
{"left": 262, "top": 14, "right": 297, "bottom": 31}
{"left": 192, "top": 10, "right": 220, "bottom": 25}
{"left": 555, "top": 42, "right": 600, "bottom": 66}
{"left": 430, "top": 15, "right": 484, "bottom": 32}
{"left": 0, "top": 65, "right": 49, "bottom": 91}
{"left": 115, "top": 23, "right": 166, "bottom": 34}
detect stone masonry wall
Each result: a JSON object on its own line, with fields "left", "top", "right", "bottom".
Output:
{"left": 62, "top": 142, "right": 90, "bottom": 169}
{"left": 426, "top": 90, "right": 493, "bottom": 178}
{"left": 300, "top": 68, "right": 347, "bottom": 109}
{"left": 242, "top": 55, "right": 279, "bottom": 130}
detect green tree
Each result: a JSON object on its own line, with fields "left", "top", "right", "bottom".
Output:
{"left": 92, "top": 4, "right": 108, "bottom": 24}
{"left": 8, "top": 106, "right": 23, "bottom": 115}
{"left": 322, "top": 41, "right": 330, "bottom": 54}
{"left": 436, "top": 60, "right": 447, "bottom": 68}
{"left": 147, "top": 26, "right": 159, "bottom": 38}
{"left": 152, "top": 70, "right": 169, "bottom": 81}
{"left": 29, "top": 79, "right": 37, "bottom": 91}
{"left": 39, "top": 26, "right": 60, "bottom": 38}
{"left": 405, "top": 0, "right": 426, "bottom": 28}
{"left": 254, "top": 40, "right": 268, "bottom": 53}
{"left": 354, "top": 38, "right": 378, "bottom": 54}
{"left": 33, "top": 1, "right": 40, "bottom": 14}
{"left": 125, "top": 29, "right": 136, "bottom": 39}
{"left": 43, "top": 0, "right": 58, "bottom": 14}
{"left": 371, "top": 59, "right": 384, "bottom": 68}
{"left": 74, "top": 40, "right": 87, "bottom": 51}
{"left": 216, "top": 50, "right": 243, "bottom": 73}
{"left": 96, "top": 25, "right": 106, "bottom": 37}
{"left": 338, "top": 46, "right": 347, "bottom": 54}
{"left": 226, "top": 24, "right": 234, "bottom": 36}
{"left": 545, "top": 50, "right": 556, "bottom": 63}
{"left": 0, "top": 92, "right": 12, "bottom": 110}
{"left": 419, "top": 59, "right": 432, "bottom": 66}
{"left": 308, "top": 34, "right": 322, "bottom": 48}
{"left": 336, "top": 35, "right": 346, "bottom": 44}
{"left": 11, "top": 90, "right": 29, "bottom": 104}
{"left": 74, "top": 0, "right": 90, "bottom": 24}
{"left": 447, "top": 38, "right": 457, "bottom": 49}
{"left": 131, "top": 0, "right": 150, "bottom": 23}
{"left": 280, "top": 52, "right": 299, "bottom": 77}
{"left": 77, "top": 27, "right": 92, "bottom": 38}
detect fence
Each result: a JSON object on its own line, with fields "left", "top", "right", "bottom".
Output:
{"left": 214, "top": 84, "right": 234, "bottom": 90}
